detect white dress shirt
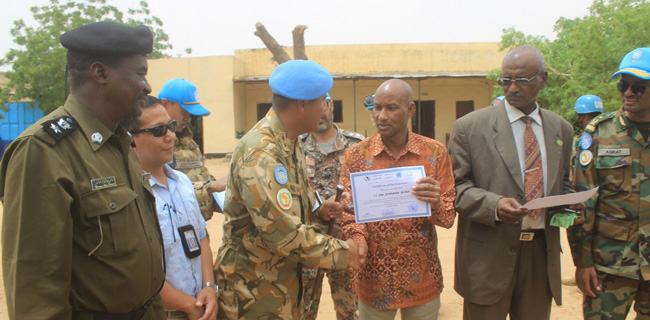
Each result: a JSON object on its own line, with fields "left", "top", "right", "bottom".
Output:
{"left": 505, "top": 101, "right": 547, "bottom": 230}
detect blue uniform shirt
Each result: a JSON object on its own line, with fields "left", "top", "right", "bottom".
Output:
{"left": 150, "top": 164, "right": 207, "bottom": 298}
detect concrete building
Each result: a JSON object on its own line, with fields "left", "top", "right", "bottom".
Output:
{"left": 147, "top": 42, "right": 505, "bottom": 157}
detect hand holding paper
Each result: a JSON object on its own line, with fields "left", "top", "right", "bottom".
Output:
{"left": 521, "top": 187, "right": 598, "bottom": 210}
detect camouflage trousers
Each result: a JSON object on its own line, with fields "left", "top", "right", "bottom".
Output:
{"left": 302, "top": 266, "right": 358, "bottom": 320}
{"left": 583, "top": 270, "right": 650, "bottom": 320}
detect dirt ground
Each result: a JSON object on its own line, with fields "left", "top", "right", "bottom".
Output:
{"left": 0, "top": 158, "right": 635, "bottom": 319}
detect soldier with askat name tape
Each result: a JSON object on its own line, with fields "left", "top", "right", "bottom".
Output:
{"left": 568, "top": 47, "right": 650, "bottom": 319}
{"left": 215, "top": 60, "right": 363, "bottom": 319}
{"left": 0, "top": 22, "right": 165, "bottom": 319}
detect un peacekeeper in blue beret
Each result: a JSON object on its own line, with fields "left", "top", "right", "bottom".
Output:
{"left": 215, "top": 60, "right": 364, "bottom": 319}
{"left": 0, "top": 21, "right": 166, "bottom": 319}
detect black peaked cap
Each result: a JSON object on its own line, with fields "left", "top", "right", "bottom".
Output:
{"left": 60, "top": 21, "right": 153, "bottom": 55}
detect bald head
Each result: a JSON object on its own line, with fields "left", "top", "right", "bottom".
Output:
{"left": 500, "top": 45, "right": 548, "bottom": 114}
{"left": 372, "top": 79, "right": 416, "bottom": 141}
{"left": 502, "top": 45, "right": 545, "bottom": 72}
{"left": 375, "top": 79, "right": 414, "bottom": 105}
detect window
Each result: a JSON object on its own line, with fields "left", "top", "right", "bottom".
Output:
{"left": 333, "top": 100, "right": 343, "bottom": 123}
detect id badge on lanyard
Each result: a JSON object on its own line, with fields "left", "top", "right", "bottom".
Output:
{"left": 178, "top": 225, "right": 201, "bottom": 258}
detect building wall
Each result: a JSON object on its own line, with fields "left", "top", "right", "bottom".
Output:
{"left": 240, "top": 77, "right": 495, "bottom": 145}
{"left": 147, "top": 42, "right": 504, "bottom": 155}
{"left": 148, "top": 56, "right": 241, "bottom": 154}
{"left": 234, "top": 42, "right": 504, "bottom": 78}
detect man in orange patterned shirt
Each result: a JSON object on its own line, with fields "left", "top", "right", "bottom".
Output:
{"left": 340, "top": 79, "right": 456, "bottom": 320}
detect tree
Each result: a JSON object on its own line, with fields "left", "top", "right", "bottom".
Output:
{"left": 254, "top": 22, "right": 309, "bottom": 64}
{"left": 0, "top": 0, "right": 172, "bottom": 113}
{"left": 492, "top": 0, "right": 650, "bottom": 121}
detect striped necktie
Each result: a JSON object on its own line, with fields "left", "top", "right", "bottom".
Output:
{"left": 522, "top": 116, "right": 543, "bottom": 219}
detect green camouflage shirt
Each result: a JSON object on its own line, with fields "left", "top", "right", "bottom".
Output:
{"left": 568, "top": 108, "right": 650, "bottom": 280}
{"left": 170, "top": 126, "right": 217, "bottom": 220}
{"left": 216, "top": 109, "right": 351, "bottom": 319}
{"left": 299, "top": 125, "right": 363, "bottom": 236}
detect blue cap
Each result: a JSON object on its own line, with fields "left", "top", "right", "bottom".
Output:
{"left": 574, "top": 95, "right": 603, "bottom": 114}
{"left": 269, "top": 60, "right": 333, "bottom": 100}
{"left": 158, "top": 78, "right": 210, "bottom": 116}
{"left": 612, "top": 48, "right": 650, "bottom": 79}
{"left": 364, "top": 94, "right": 374, "bottom": 110}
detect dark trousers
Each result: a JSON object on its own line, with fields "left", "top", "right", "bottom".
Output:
{"left": 463, "top": 230, "right": 552, "bottom": 320}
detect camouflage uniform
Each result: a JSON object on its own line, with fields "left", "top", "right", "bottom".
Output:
{"left": 568, "top": 109, "right": 650, "bottom": 319}
{"left": 170, "top": 126, "right": 217, "bottom": 220}
{"left": 299, "top": 125, "right": 363, "bottom": 320}
{"left": 215, "top": 109, "right": 352, "bottom": 320}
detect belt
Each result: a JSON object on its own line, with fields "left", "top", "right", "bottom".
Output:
{"left": 519, "top": 229, "right": 545, "bottom": 241}
{"left": 73, "top": 295, "right": 154, "bottom": 320}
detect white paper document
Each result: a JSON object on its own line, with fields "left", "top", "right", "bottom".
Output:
{"left": 212, "top": 191, "right": 226, "bottom": 210}
{"left": 350, "top": 166, "right": 430, "bottom": 223}
{"left": 521, "top": 187, "right": 599, "bottom": 210}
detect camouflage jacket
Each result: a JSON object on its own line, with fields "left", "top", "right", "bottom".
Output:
{"left": 216, "top": 109, "right": 351, "bottom": 320}
{"left": 299, "top": 125, "right": 363, "bottom": 236}
{"left": 568, "top": 108, "right": 650, "bottom": 280}
{"left": 170, "top": 126, "right": 217, "bottom": 220}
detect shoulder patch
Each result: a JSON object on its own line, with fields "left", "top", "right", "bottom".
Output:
{"left": 341, "top": 130, "right": 364, "bottom": 141}
{"left": 584, "top": 112, "right": 614, "bottom": 134}
{"left": 41, "top": 116, "right": 77, "bottom": 141}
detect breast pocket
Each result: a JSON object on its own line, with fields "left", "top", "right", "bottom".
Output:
{"left": 156, "top": 206, "right": 177, "bottom": 246}
{"left": 81, "top": 186, "right": 138, "bottom": 257}
{"left": 596, "top": 155, "right": 632, "bottom": 194}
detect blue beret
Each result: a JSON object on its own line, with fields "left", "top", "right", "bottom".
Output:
{"left": 612, "top": 47, "right": 650, "bottom": 80}
{"left": 60, "top": 21, "right": 153, "bottom": 55}
{"left": 269, "top": 60, "right": 333, "bottom": 100}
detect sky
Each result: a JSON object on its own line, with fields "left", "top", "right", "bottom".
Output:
{"left": 1, "top": 0, "right": 595, "bottom": 71}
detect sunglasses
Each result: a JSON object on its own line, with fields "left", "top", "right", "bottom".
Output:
{"left": 130, "top": 120, "right": 177, "bottom": 137}
{"left": 497, "top": 70, "right": 542, "bottom": 88}
{"left": 617, "top": 80, "right": 650, "bottom": 96}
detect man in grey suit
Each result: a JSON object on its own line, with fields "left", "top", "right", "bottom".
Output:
{"left": 449, "top": 45, "right": 577, "bottom": 320}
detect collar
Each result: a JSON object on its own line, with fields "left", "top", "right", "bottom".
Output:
{"left": 302, "top": 124, "right": 344, "bottom": 152}
{"left": 63, "top": 95, "right": 125, "bottom": 151}
{"left": 368, "top": 131, "right": 423, "bottom": 158}
{"left": 615, "top": 107, "right": 628, "bottom": 130}
{"left": 505, "top": 100, "right": 542, "bottom": 126}
{"left": 264, "top": 109, "right": 296, "bottom": 156}
{"left": 148, "top": 164, "right": 179, "bottom": 187}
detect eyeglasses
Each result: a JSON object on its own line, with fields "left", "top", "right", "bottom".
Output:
{"left": 617, "top": 80, "right": 650, "bottom": 96}
{"left": 130, "top": 120, "right": 177, "bottom": 137}
{"left": 497, "top": 70, "right": 543, "bottom": 88}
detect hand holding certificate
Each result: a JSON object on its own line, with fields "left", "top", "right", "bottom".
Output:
{"left": 350, "top": 166, "right": 430, "bottom": 223}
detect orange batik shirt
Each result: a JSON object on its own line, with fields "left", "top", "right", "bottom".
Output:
{"left": 339, "top": 132, "right": 456, "bottom": 310}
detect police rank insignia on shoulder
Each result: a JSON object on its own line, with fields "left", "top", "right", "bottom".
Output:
{"left": 274, "top": 165, "right": 289, "bottom": 185}
{"left": 42, "top": 116, "right": 77, "bottom": 140}
{"left": 277, "top": 188, "right": 292, "bottom": 210}
{"left": 580, "top": 132, "right": 592, "bottom": 150}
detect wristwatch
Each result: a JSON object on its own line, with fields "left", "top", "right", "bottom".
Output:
{"left": 203, "top": 281, "right": 218, "bottom": 291}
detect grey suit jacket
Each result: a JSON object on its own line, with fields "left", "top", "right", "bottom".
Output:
{"left": 448, "top": 102, "right": 574, "bottom": 306}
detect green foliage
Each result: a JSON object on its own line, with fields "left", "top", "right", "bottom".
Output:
{"left": 0, "top": 0, "right": 172, "bottom": 113}
{"left": 494, "top": 0, "right": 650, "bottom": 121}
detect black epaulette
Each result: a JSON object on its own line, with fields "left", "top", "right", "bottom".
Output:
{"left": 41, "top": 116, "right": 77, "bottom": 140}
{"left": 584, "top": 112, "right": 614, "bottom": 134}
{"left": 342, "top": 130, "right": 364, "bottom": 142}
